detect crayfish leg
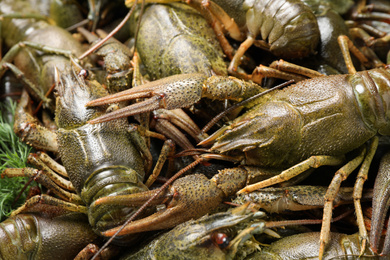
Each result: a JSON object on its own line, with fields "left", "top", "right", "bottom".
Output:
{"left": 270, "top": 59, "right": 324, "bottom": 78}
{"left": 319, "top": 145, "right": 370, "bottom": 260}
{"left": 370, "top": 149, "right": 390, "bottom": 255}
{"left": 338, "top": 35, "right": 370, "bottom": 74}
{"left": 352, "top": 137, "right": 378, "bottom": 255}
{"left": 9, "top": 194, "right": 87, "bottom": 217}
{"left": 26, "top": 153, "right": 74, "bottom": 191}
{"left": 145, "top": 139, "right": 175, "bottom": 187}
{"left": 2, "top": 151, "right": 85, "bottom": 211}
{"left": 251, "top": 64, "right": 307, "bottom": 85}
{"left": 228, "top": 36, "right": 255, "bottom": 73}
{"left": 13, "top": 90, "right": 58, "bottom": 152}
{"left": 251, "top": 59, "right": 325, "bottom": 85}
{"left": 74, "top": 243, "right": 121, "bottom": 260}
{"left": 2, "top": 166, "right": 83, "bottom": 207}
{"left": 233, "top": 185, "right": 373, "bottom": 214}
{"left": 237, "top": 155, "right": 345, "bottom": 194}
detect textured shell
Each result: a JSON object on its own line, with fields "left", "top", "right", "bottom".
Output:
{"left": 212, "top": 74, "right": 376, "bottom": 168}
{"left": 135, "top": 3, "right": 227, "bottom": 79}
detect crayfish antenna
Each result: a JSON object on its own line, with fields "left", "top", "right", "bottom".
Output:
{"left": 78, "top": 0, "right": 139, "bottom": 60}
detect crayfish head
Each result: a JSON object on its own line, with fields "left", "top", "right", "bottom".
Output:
{"left": 125, "top": 203, "right": 269, "bottom": 260}
{"left": 54, "top": 60, "right": 109, "bottom": 129}
{"left": 209, "top": 102, "right": 301, "bottom": 168}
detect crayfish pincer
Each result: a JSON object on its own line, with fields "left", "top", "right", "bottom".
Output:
{"left": 86, "top": 43, "right": 390, "bottom": 258}
{"left": 92, "top": 168, "right": 250, "bottom": 237}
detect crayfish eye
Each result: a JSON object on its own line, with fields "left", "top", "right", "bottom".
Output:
{"left": 211, "top": 232, "right": 230, "bottom": 249}
{"left": 78, "top": 69, "right": 89, "bottom": 78}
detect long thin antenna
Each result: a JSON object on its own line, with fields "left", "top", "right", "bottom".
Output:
{"left": 78, "top": 0, "right": 138, "bottom": 60}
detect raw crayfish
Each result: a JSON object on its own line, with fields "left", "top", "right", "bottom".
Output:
{"left": 86, "top": 36, "right": 390, "bottom": 259}
{"left": 2, "top": 60, "right": 157, "bottom": 244}
{"left": 0, "top": 0, "right": 87, "bottom": 109}
{"left": 126, "top": 0, "right": 320, "bottom": 71}
{"left": 120, "top": 203, "right": 279, "bottom": 260}
{"left": 257, "top": 232, "right": 378, "bottom": 259}
{"left": 0, "top": 206, "right": 101, "bottom": 260}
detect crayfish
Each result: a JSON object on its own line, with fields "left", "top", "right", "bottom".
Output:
{"left": 86, "top": 34, "right": 390, "bottom": 259}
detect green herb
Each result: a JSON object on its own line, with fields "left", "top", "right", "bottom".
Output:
{"left": 0, "top": 100, "right": 32, "bottom": 221}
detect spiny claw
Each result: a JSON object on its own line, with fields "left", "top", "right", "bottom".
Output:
{"left": 87, "top": 96, "right": 163, "bottom": 124}
{"left": 370, "top": 151, "right": 390, "bottom": 255}
{"left": 86, "top": 73, "right": 207, "bottom": 124}
{"left": 86, "top": 73, "right": 263, "bottom": 124}
{"left": 95, "top": 174, "right": 225, "bottom": 236}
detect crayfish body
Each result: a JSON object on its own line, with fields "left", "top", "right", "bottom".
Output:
{"left": 0, "top": 211, "right": 100, "bottom": 260}
{"left": 55, "top": 63, "right": 150, "bottom": 236}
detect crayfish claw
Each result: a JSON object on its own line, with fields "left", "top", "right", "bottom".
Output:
{"left": 102, "top": 205, "right": 185, "bottom": 237}
{"left": 85, "top": 86, "right": 155, "bottom": 107}
{"left": 99, "top": 174, "right": 225, "bottom": 236}
{"left": 86, "top": 73, "right": 208, "bottom": 124}
{"left": 87, "top": 96, "right": 161, "bottom": 124}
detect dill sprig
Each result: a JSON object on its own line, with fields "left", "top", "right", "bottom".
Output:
{"left": 0, "top": 100, "right": 32, "bottom": 221}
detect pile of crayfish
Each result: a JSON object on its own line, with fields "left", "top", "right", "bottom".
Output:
{"left": 0, "top": 0, "right": 390, "bottom": 259}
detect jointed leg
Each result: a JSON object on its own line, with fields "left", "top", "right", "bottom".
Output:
{"left": 238, "top": 155, "right": 345, "bottom": 194}
{"left": 251, "top": 59, "right": 324, "bottom": 85}
{"left": 2, "top": 166, "right": 82, "bottom": 205}
{"left": 0, "top": 41, "right": 73, "bottom": 107}
{"left": 10, "top": 194, "right": 87, "bottom": 217}
{"left": 26, "top": 153, "right": 74, "bottom": 191}
{"left": 319, "top": 146, "right": 367, "bottom": 260}
{"left": 353, "top": 137, "right": 378, "bottom": 254}
{"left": 14, "top": 90, "right": 58, "bottom": 152}
{"left": 145, "top": 139, "right": 175, "bottom": 187}
{"left": 2, "top": 151, "right": 84, "bottom": 214}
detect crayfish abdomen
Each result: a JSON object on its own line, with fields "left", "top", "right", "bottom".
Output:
{"left": 0, "top": 212, "right": 99, "bottom": 260}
